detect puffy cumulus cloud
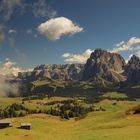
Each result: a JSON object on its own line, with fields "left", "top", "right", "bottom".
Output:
{"left": 110, "top": 37, "right": 140, "bottom": 63}
{"left": 0, "top": 59, "right": 32, "bottom": 77}
{"left": 0, "top": 0, "right": 25, "bottom": 21}
{"left": 111, "top": 37, "right": 140, "bottom": 53}
{"left": 62, "top": 49, "right": 94, "bottom": 63}
{"left": 0, "top": 0, "right": 58, "bottom": 45}
{"left": 128, "top": 37, "right": 140, "bottom": 45}
{"left": 33, "top": 0, "right": 57, "bottom": 18}
{"left": 37, "top": 17, "right": 83, "bottom": 41}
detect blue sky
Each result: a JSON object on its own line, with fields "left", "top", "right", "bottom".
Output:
{"left": 1, "top": 0, "right": 140, "bottom": 69}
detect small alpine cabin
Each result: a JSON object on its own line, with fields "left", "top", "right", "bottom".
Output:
{"left": 20, "top": 123, "right": 31, "bottom": 130}
{"left": 0, "top": 120, "right": 11, "bottom": 129}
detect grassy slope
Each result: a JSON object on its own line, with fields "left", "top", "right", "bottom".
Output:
{"left": 0, "top": 97, "right": 140, "bottom": 140}
{"left": 102, "top": 92, "right": 128, "bottom": 98}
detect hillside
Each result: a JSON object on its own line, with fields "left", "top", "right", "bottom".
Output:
{"left": 0, "top": 96, "right": 140, "bottom": 140}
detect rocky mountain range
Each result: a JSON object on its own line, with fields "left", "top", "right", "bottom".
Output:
{"left": 17, "top": 64, "right": 84, "bottom": 82}
{"left": 16, "top": 48, "right": 140, "bottom": 86}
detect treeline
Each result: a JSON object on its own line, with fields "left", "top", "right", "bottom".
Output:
{"left": 22, "top": 94, "right": 46, "bottom": 101}
{"left": 46, "top": 100, "right": 94, "bottom": 119}
{"left": 0, "top": 103, "right": 27, "bottom": 118}
{"left": 0, "top": 100, "right": 105, "bottom": 120}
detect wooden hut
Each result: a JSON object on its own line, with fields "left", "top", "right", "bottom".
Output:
{"left": 0, "top": 120, "right": 11, "bottom": 129}
{"left": 20, "top": 123, "right": 31, "bottom": 130}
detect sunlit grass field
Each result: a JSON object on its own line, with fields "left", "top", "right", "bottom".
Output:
{"left": 0, "top": 95, "right": 140, "bottom": 140}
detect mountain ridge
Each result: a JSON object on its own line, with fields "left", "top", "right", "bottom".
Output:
{"left": 15, "top": 48, "right": 140, "bottom": 87}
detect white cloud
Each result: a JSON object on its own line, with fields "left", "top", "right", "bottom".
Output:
{"left": 0, "top": 59, "right": 32, "bottom": 77}
{"left": 111, "top": 37, "right": 140, "bottom": 53}
{"left": 0, "top": 0, "right": 24, "bottom": 45}
{"left": 0, "top": 0, "right": 24, "bottom": 21}
{"left": 125, "top": 54, "right": 133, "bottom": 63}
{"left": 62, "top": 49, "right": 93, "bottom": 63}
{"left": 62, "top": 53, "right": 71, "bottom": 58}
{"left": 8, "top": 29, "right": 17, "bottom": 45}
{"left": 37, "top": 17, "right": 83, "bottom": 41}
{"left": 8, "top": 29, "right": 17, "bottom": 34}
{"left": 0, "top": 77, "right": 19, "bottom": 97}
{"left": 128, "top": 37, "right": 140, "bottom": 45}
{"left": 0, "top": 0, "right": 58, "bottom": 45}
{"left": 0, "top": 0, "right": 57, "bottom": 21}
{"left": 135, "top": 50, "right": 140, "bottom": 58}
{"left": 0, "top": 58, "right": 33, "bottom": 97}
{"left": 33, "top": 0, "right": 57, "bottom": 18}
{"left": 111, "top": 37, "right": 140, "bottom": 62}
{"left": 116, "top": 41, "right": 125, "bottom": 47}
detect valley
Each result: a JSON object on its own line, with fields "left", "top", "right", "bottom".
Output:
{"left": 0, "top": 93, "right": 140, "bottom": 140}
{"left": 1, "top": 0, "right": 140, "bottom": 139}
{"left": 1, "top": 49, "right": 140, "bottom": 140}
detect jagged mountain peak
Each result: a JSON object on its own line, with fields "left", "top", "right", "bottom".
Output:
{"left": 90, "top": 48, "right": 125, "bottom": 66}
{"left": 127, "top": 55, "right": 140, "bottom": 65}
{"left": 131, "top": 55, "right": 139, "bottom": 60}
{"left": 126, "top": 55, "right": 140, "bottom": 71}
{"left": 90, "top": 48, "right": 107, "bottom": 59}
{"left": 82, "top": 49, "right": 126, "bottom": 85}
{"left": 124, "top": 55, "right": 140, "bottom": 85}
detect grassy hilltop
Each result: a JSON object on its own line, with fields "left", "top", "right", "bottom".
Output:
{"left": 0, "top": 93, "right": 140, "bottom": 140}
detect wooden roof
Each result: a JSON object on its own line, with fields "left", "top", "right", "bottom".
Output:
{"left": 21, "top": 123, "right": 31, "bottom": 126}
{"left": 0, "top": 120, "right": 11, "bottom": 124}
